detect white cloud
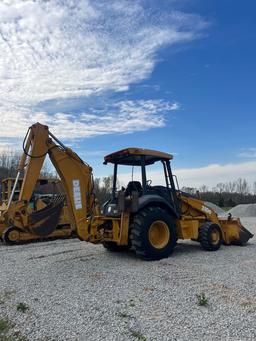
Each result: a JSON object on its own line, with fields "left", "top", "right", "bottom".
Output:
{"left": 116, "top": 161, "right": 256, "bottom": 189}
{"left": 238, "top": 148, "right": 256, "bottom": 159}
{"left": 0, "top": 99, "right": 179, "bottom": 139}
{"left": 0, "top": 0, "right": 206, "bottom": 139}
{"left": 175, "top": 162, "right": 256, "bottom": 187}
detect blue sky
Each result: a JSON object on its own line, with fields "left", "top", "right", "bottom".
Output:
{"left": 0, "top": 0, "right": 256, "bottom": 188}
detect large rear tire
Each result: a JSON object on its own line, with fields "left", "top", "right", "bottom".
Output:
{"left": 199, "top": 222, "right": 222, "bottom": 251}
{"left": 130, "top": 206, "right": 177, "bottom": 260}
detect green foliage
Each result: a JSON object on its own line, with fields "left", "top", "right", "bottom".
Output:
{"left": 218, "top": 196, "right": 225, "bottom": 207}
{"left": 16, "top": 303, "right": 29, "bottom": 313}
{"left": 0, "top": 318, "right": 10, "bottom": 334}
{"left": 0, "top": 316, "right": 27, "bottom": 341}
{"left": 196, "top": 293, "right": 209, "bottom": 307}
{"left": 130, "top": 330, "right": 147, "bottom": 341}
{"left": 227, "top": 198, "right": 236, "bottom": 207}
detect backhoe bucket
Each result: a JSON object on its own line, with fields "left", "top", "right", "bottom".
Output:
{"left": 219, "top": 217, "right": 254, "bottom": 246}
{"left": 28, "top": 196, "right": 65, "bottom": 236}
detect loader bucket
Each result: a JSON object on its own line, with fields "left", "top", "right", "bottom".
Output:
{"left": 219, "top": 217, "right": 254, "bottom": 246}
{"left": 27, "top": 196, "right": 65, "bottom": 236}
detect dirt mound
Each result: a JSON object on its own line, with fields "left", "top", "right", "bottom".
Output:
{"left": 204, "top": 202, "right": 225, "bottom": 215}
{"left": 228, "top": 204, "right": 256, "bottom": 217}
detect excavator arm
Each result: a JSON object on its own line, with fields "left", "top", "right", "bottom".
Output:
{"left": 6, "top": 123, "right": 97, "bottom": 240}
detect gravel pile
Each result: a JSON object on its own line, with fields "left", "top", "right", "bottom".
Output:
{"left": 228, "top": 204, "right": 256, "bottom": 217}
{"left": 204, "top": 202, "right": 225, "bottom": 215}
{"left": 0, "top": 218, "right": 256, "bottom": 341}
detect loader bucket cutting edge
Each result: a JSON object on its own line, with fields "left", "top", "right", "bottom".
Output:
{"left": 234, "top": 225, "right": 254, "bottom": 246}
{"left": 28, "top": 197, "right": 65, "bottom": 237}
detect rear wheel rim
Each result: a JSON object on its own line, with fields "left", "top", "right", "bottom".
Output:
{"left": 148, "top": 220, "right": 170, "bottom": 249}
{"left": 210, "top": 228, "right": 220, "bottom": 245}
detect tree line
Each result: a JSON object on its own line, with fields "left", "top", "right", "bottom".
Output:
{"left": 0, "top": 150, "right": 255, "bottom": 207}
{"left": 182, "top": 178, "right": 256, "bottom": 207}
{"left": 94, "top": 176, "right": 256, "bottom": 207}
{"left": 0, "top": 150, "right": 55, "bottom": 181}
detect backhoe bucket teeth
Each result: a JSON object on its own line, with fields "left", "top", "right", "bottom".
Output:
{"left": 28, "top": 196, "right": 65, "bottom": 237}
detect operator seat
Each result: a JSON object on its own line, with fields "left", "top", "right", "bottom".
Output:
{"left": 125, "top": 181, "right": 142, "bottom": 197}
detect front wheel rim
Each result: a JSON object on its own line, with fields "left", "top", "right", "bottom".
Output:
{"left": 210, "top": 228, "right": 220, "bottom": 245}
{"left": 8, "top": 229, "right": 20, "bottom": 242}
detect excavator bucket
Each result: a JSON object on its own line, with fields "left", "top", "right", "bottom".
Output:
{"left": 28, "top": 196, "right": 65, "bottom": 236}
{"left": 219, "top": 217, "right": 254, "bottom": 246}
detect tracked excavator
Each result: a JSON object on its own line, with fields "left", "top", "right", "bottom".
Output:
{"left": 4, "top": 122, "right": 253, "bottom": 259}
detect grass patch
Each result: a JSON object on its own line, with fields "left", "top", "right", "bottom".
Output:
{"left": 12, "top": 330, "right": 28, "bottom": 341}
{"left": 0, "top": 317, "right": 27, "bottom": 341}
{"left": 0, "top": 318, "right": 10, "bottom": 334}
{"left": 196, "top": 293, "right": 209, "bottom": 307}
{"left": 131, "top": 330, "right": 147, "bottom": 341}
{"left": 16, "top": 303, "right": 29, "bottom": 313}
{"left": 0, "top": 335, "right": 28, "bottom": 341}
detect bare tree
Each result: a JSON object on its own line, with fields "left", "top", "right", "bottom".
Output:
{"left": 93, "top": 175, "right": 120, "bottom": 205}
{"left": 225, "top": 181, "right": 236, "bottom": 193}
{"left": 181, "top": 186, "right": 197, "bottom": 195}
{"left": 199, "top": 185, "right": 208, "bottom": 193}
{"left": 236, "top": 178, "right": 249, "bottom": 195}
{"left": 214, "top": 183, "right": 225, "bottom": 193}
{"left": 0, "top": 150, "right": 21, "bottom": 180}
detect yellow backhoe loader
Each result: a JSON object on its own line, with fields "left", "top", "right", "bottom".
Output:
{"left": 0, "top": 177, "right": 72, "bottom": 244}
{"left": 4, "top": 122, "right": 253, "bottom": 259}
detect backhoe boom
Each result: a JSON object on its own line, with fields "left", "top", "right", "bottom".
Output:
{"left": 6, "top": 123, "right": 96, "bottom": 241}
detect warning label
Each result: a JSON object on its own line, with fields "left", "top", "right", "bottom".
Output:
{"left": 72, "top": 179, "right": 82, "bottom": 210}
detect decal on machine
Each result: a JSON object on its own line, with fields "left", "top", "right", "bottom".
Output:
{"left": 72, "top": 179, "right": 82, "bottom": 209}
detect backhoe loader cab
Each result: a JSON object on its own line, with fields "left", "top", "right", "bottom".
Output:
{"left": 102, "top": 147, "right": 253, "bottom": 259}
{"left": 103, "top": 148, "right": 180, "bottom": 219}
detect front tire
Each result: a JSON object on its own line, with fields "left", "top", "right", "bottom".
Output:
{"left": 199, "top": 222, "right": 222, "bottom": 251}
{"left": 130, "top": 206, "right": 177, "bottom": 260}
{"left": 2, "top": 226, "right": 21, "bottom": 245}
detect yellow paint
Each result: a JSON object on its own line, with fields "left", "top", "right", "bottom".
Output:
{"left": 2, "top": 122, "right": 251, "bottom": 252}
{"left": 148, "top": 220, "right": 170, "bottom": 249}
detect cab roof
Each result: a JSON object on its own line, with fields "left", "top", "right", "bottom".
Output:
{"left": 104, "top": 147, "right": 173, "bottom": 166}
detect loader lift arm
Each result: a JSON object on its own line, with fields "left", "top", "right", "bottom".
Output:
{"left": 6, "top": 123, "right": 96, "bottom": 241}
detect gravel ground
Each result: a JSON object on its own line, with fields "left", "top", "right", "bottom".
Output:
{"left": 0, "top": 218, "right": 256, "bottom": 341}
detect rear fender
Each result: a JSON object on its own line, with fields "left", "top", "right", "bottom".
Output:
{"left": 138, "top": 195, "right": 179, "bottom": 218}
